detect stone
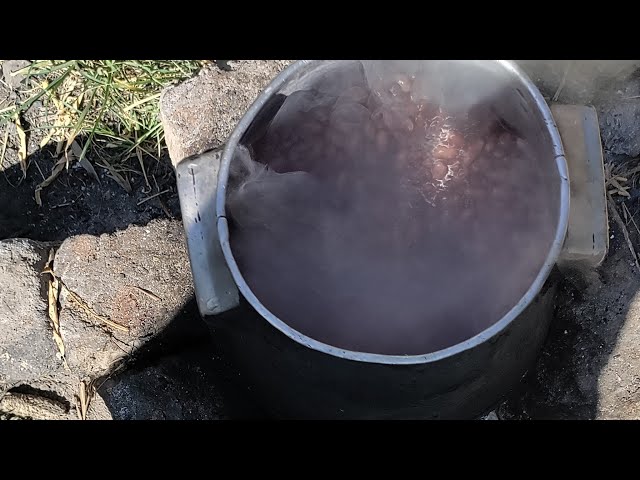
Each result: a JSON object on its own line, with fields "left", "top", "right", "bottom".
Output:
{"left": 0, "top": 239, "right": 61, "bottom": 390}
{"left": 0, "top": 209, "right": 246, "bottom": 420}
{"left": 0, "top": 387, "right": 112, "bottom": 420}
{"left": 0, "top": 392, "right": 70, "bottom": 420}
{"left": 160, "top": 60, "right": 293, "bottom": 166}
{"left": 0, "top": 239, "right": 112, "bottom": 420}
{"left": 1, "top": 60, "right": 30, "bottom": 89}
{"left": 53, "top": 219, "right": 194, "bottom": 380}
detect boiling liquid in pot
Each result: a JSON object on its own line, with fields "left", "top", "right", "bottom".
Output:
{"left": 228, "top": 62, "right": 559, "bottom": 355}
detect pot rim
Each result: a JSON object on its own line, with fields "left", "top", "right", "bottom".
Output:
{"left": 217, "top": 60, "right": 570, "bottom": 365}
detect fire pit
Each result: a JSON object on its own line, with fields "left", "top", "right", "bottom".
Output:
{"left": 175, "top": 60, "right": 607, "bottom": 419}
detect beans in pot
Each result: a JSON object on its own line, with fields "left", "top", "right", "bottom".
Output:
{"left": 230, "top": 65, "right": 559, "bottom": 356}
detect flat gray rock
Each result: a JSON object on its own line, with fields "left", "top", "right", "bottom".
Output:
{"left": 160, "top": 60, "right": 292, "bottom": 165}
{"left": 0, "top": 239, "right": 60, "bottom": 389}
{"left": 0, "top": 218, "right": 241, "bottom": 420}
{"left": 54, "top": 219, "right": 194, "bottom": 379}
{"left": 0, "top": 238, "right": 112, "bottom": 419}
{"left": 0, "top": 384, "right": 112, "bottom": 420}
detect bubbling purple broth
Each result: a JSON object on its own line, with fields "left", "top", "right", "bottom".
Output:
{"left": 227, "top": 63, "right": 559, "bottom": 355}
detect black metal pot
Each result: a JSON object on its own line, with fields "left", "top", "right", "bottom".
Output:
{"left": 175, "top": 60, "right": 607, "bottom": 419}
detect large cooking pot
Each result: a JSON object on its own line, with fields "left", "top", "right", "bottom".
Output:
{"left": 175, "top": 60, "right": 607, "bottom": 419}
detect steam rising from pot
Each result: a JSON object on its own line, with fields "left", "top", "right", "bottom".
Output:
{"left": 227, "top": 60, "right": 560, "bottom": 355}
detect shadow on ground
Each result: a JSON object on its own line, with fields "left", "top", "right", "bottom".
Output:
{"left": 0, "top": 140, "right": 179, "bottom": 242}
{"left": 97, "top": 297, "right": 268, "bottom": 419}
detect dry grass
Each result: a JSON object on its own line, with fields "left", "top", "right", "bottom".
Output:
{"left": 605, "top": 160, "right": 640, "bottom": 271}
{"left": 0, "top": 60, "right": 206, "bottom": 199}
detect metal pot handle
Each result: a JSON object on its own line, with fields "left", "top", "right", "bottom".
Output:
{"left": 551, "top": 104, "right": 609, "bottom": 269}
{"left": 176, "top": 147, "right": 240, "bottom": 317}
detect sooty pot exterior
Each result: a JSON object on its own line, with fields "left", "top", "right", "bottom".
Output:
{"left": 203, "top": 270, "right": 558, "bottom": 419}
